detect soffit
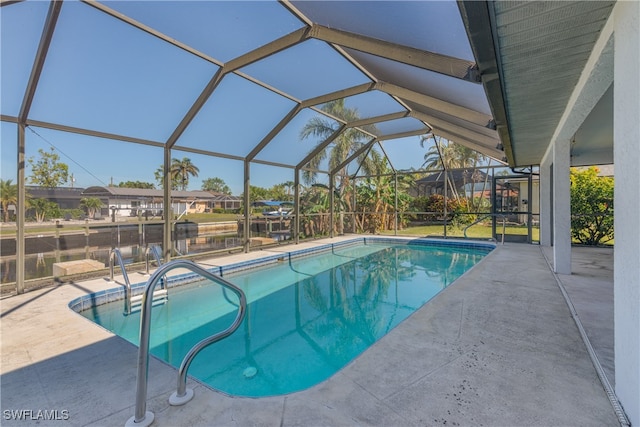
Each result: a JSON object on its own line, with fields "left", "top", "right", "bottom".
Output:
{"left": 571, "top": 84, "right": 613, "bottom": 166}
{"left": 488, "top": 1, "right": 615, "bottom": 166}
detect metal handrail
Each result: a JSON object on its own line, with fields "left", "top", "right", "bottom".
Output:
{"left": 144, "top": 245, "right": 167, "bottom": 290}
{"left": 222, "top": 287, "right": 240, "bottom": 307}
{"left": 144, "top": 245, "right": 163, "bottom": 276}
{"left": 109, "top": 248, "right": 132, "bottom": 314}
{"left": 463, "top": 213, "right": 506, "bottom": 244}
{"left": 126, "top": 260, "right": 246, "bottom": 427}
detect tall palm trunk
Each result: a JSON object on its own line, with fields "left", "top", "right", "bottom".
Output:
{"left": 446, "top": 170, "right": 460, "bottom": 200}
{"left": 473, "top": 161, "right": 491, "bottom": 212}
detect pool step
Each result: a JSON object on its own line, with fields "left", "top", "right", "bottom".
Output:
{"left": 130, "top": 289, "right": 168, "bottom": 313}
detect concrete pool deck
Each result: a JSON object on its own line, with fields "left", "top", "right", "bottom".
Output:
{"left": 1, "top": 238, "right": 621, "bottom": 426}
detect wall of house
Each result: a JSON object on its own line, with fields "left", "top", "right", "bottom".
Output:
{"left": 187, "top": 201, "right": 208, "bottom": 214}
{"left": 108, "top": 199, "right": 140, "bottom": 217}
{"left": 539, "top": 2, "right": 639, "bottom": 422}
{"left": 107, "top": 199, "right": 218, "bottom": 218}
{"left": 516, "top": 180, "right": 539, "bottom": 225}
{"left": 613, "top": 1, "right": 640, "bottom": 424}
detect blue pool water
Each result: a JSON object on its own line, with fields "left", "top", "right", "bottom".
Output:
{"left": 79, "top": 240, "right": 492, "bottom": 397}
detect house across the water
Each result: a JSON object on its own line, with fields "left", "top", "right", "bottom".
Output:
{"left": 81, "top": 186, "right": 239, "bottom": 218}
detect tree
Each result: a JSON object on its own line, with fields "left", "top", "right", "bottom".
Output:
{"left": 420, "top": 136, "right": 488, "bottom": 212}
{"left": 28, "top": 147, "right": 69, "bottom": 188}
{"left": 300, "top": 99, "right": 379, "bottom": 233}
{"left": 240, "top": 184, "right": 297, "bottom": 205}
{"left": 281, "top": 181, "right": 295, "bottom": 198}
{"left": 351, "top": 158, "right": 415, "bottom": 233}
{"left": 117, "top": 180, "right": 155, "bottom": 189}
{"left": 570, "top": 167, "right": 614, "bottom": 245}
{"left": 80, "top": 197, "right": 103, "bottom": 219}
{"left": 27, "top": 198, "right": 60, "bottom": 222}
{"left": 201, "top": 177, "right": 231, "bottom": 194}
{"left": 422, "top": 137, "right": 453, "bottom": 199}
{"left": 298, "top": 184, "right": 332, "bottom": 236}
{"left": 455, "top": 145, "right": 488, "bottom": 212}
{"left": 267, "top": 183, "right": 291, "bottom": 201}
{"left": 421, "top": 136, "right": 465, "bottom": 200}
{"left": 154, "top": 158, "right": 199, "bottom": 191}
{"left": 300, "top": 100, "right": 377, "bottom": 186}
{"left": 0, "top": 179, "right": 18, "bottom": 222}
{"left": 154, "top": 165, "right": 180, "bottom": 190}
{"left": 170, "top": 157, "right": 199, "bottom": 191}
{"left": 244, "top": 185, "right": 270, "bottom": 203}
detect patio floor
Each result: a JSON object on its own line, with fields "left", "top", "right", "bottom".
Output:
{"left": 0, "top": 238, "right": 620, "bottom": 426}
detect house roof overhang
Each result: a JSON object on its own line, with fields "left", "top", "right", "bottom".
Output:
{"left": 459, "top": 1, "right": 615, "bottom": 168}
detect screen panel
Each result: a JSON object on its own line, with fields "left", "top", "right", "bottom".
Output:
{"left": 29, "top": 2, "right": 219, "bottom": 142}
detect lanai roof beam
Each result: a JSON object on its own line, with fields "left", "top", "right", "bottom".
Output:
{"left": 309, "top": 24, "right": 480, "bottom": 83}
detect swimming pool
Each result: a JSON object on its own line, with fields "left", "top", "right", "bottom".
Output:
{"left": 74, "top": 238, "right": 493, "bottom": 397}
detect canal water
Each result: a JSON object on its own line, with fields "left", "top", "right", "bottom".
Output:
{"left": 0, "top": 222, "right": 241, "bottom": 284}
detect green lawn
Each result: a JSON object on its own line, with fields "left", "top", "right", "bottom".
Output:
{"left": 382, "top": 223, "right": 540, "bottom": 241}
{"left": 177, "top": 212, "right": 240, "bottom": 223}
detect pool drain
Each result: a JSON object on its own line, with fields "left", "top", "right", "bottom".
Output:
{"left": 243, "top": 366, "right": 258, "bottom": 378}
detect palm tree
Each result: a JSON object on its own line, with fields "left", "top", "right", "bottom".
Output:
{"left": 0, "top": 179, "right": 18, "bottom": 222}
{"left": 80, "top": 197, "right": 103, "bottom": 219}
{"left": 281, "top": 180, "right": 295, "bottom": 199}
{"left": 300, "top": 99, "right": 379, "bottom": 233}
{"left": 452, "top": 144, "right": 488, "bottom": 211}
{"left": 301, "top": 100, "right": 378, "bottom": 185}
{"left": 154, "top": 165, "right": 180, "bottom": 190}
{"left": 299, "top": 184, "right": 333, "bottom": 236}
{"left": 464, "top": 151, "right": 490, "bottom": 212}
{"left": 364, "top": 154, "right": 394, "bottom": 232}
{"left": 421, "top": 137, "right": 453, "bottom": 172}
{"left": 421, "top": 136, "right": 490, "bottom": 213}
{"left": 421, "top": 136, "right": 461, "bottom": 200}
{"left": 170, "top": 157, "right": 199, "bottom": 191}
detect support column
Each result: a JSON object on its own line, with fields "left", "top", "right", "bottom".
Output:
{"left": 526, "top": 171, "right": 533, "bottom": 243}
{"left": 552, "top": 138, "right": 571, "bottom": 274}
{"left": 539, "top": 153, "right": 552, "bottom": 247}
{"left": 294, "top": 169, "right": 300, "bottom": 244}
{"left": 329, "top": 174, "right": 334, "bottom": 238}
{"left": 394, "top": 173, "right": 398, "bottom": 236}
{"left": 614, "top": 1, "right": 640, "bottom": 424}
{"left": 243, "top": 160, "right": 251, "bottom": 253}
{"left": 16, "top": 125, "right": 26, "bottom": 294}
{"left": 443, "top": 170, "right": 448, "bottom": 238}
{"left": 352, "top": 177, "right": 357, "bottom": 234}
{"left": 162, "top": 147, "right": 172, "bottom": 261}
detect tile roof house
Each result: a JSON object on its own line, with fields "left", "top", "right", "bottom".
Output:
{"left": 81, "top": 186, "right": 231, "bottom": 217}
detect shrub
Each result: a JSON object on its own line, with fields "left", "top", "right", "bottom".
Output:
{"left": 26, "top": 198, "right": 60, "bottom": 222}
{"left": 407, "top": 196, "right": 426, "bottom": 221}
{"left": 570, "top": 167, "right": 613, "bottom": 245}
{"left": 449, "top": 198, "right": 476, "bottom": 226}
{"left": 60, "top": 208, "right": 85, "bottom": 220}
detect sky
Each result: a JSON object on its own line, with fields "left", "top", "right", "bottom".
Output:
{"left": 0, "top": 0, "right": 480, "bottom": 196}
{"left": 0, "top": 116, "right": 432, "bottom": 195}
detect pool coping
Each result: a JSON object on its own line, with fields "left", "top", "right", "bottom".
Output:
{"left": 68, "top": 236, "right": 496, "bottom": 314}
